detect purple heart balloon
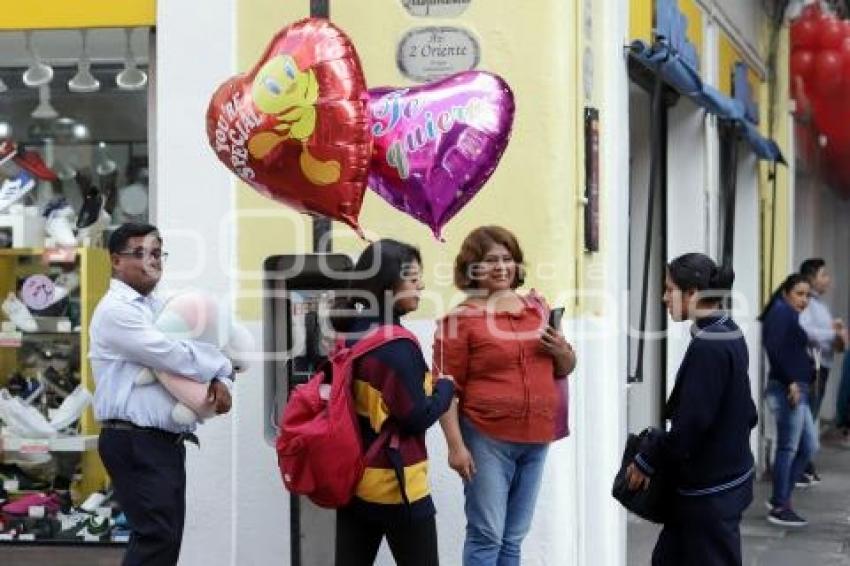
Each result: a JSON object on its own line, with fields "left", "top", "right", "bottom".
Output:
{"left": 367, "top": 71, "right": 515, "bottom": 239}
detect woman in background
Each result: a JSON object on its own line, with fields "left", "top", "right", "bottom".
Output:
{"left": 760, "top": 273, "right": 817, "bottom": 528}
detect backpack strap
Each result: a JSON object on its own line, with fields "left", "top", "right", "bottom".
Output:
{"left": 347, "top": 325, "right": 420, "bottom": 360}
{"left": 363, "top": 426, "right": 393, "bottom": 462}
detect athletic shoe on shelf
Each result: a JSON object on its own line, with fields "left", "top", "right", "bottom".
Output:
{"left": 79, "top": 490, "right": 110, "bottom": 513}
{"left": 53, "top": 270, "right": 80, "bottom": 296}
{"left": 0, "top": 169, "right": 36, "bottom": 214}
{"left": 0, "top": 519, "right": 25, "bottom": 541}
{"left": 0, "top": 464, "right": 51, "bottom": 492}
{"left": 0, "top": 389, "right": 57, "bottom": 438}
{"left": 27, "top": 517, "right": 61, "bottom": 541}
{"left": 1, "top": 292, "right": 38, "bottom": 332}
{"left": 42, "top": 198, "right": 77, "bottom": 247}
{"left": 48, "top": 385, "right": 92, "bottom": 432}
{"left": 55, "top": 508, "right": 92, "bottom": 534}
{"left": 1, "top": 492, "right": 61, "bottom": 516}
{"left": 76, "top": 208, "right": 110, "bottom": 247}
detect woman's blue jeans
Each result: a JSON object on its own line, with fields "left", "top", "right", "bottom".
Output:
{"left": 766, "top": 380, "right": 819, "bottom": 508}
{"left": 460, "top": 418, "right": 549, "bottom": 566}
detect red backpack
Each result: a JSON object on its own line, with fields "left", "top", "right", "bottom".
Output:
{"left": 276, "top": 325, "right": 418, "bottom": 508}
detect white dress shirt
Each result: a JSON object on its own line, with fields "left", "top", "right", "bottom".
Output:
{"left": 88, "top": 279, "right": 233, "bottom": 433}
{"left": 799, "top": 291, "right": 837, "bottom": 370}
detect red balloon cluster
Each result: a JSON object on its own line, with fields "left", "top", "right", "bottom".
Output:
{"left": 791, "top": 6, "right": 850, "bottom": 194}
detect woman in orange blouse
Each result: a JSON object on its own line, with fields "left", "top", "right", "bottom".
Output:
{"left": 433, "top": 226, "right": 576, "bottom": 566}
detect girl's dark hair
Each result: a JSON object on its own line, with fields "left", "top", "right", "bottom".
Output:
{"left": 758, "top": 273, "right": 810, "bottom": 321}
{"left": 667, "top": 253, "right": 734, "bottom": 305}
{"left": 332, "top": 239, "right": 421, "bottom": 331}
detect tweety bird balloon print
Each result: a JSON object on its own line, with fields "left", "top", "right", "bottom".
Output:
{"left": 206, "top": 18, "right": 371, "bottom": 233}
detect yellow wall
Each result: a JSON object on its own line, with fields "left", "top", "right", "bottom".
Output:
{"left": 759, "top": 26, "right": 792, "bottom": 302}
{"left": 630, "top": 0, "right": 653, "bottom": 44}
{"left": 678, "top": 0, "right": 703, "bottom": 70}
{"left": 236, "top": 1, "right": 581, "bottom": 320}
{"left": 1, "top": 1, "right": 155, "bottom": 29}
{"left": 629, "top": 0, "right": 703, "bottom": 73}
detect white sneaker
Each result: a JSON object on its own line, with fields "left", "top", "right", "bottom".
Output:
{"left": 48, "top": 385, "right": 92, "bottom": 431}
{"left": 79, "top": 490, "right": 108, "bottom": 513}
{"left": 53, "top": 271, "right": 80, "bottom": 297}
{"left": 0, "top": 389, "right": 57, "bottom": 438}
{"left": 76, "top": 208, "right": 110, "bottom": 246}
{"left": 1, "top": 292, "right": 38, "bottom": 332}
{"left": 43, "top": 200, "right": 77, "bottom": 247}
{"left": 0, "top": 171, "right": 36, "bottom": 213}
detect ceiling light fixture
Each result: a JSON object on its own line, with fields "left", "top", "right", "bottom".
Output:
{"left": 115, "top": 28, "right": 147, "bottom": 91}
{"left": 22, "top": 31, "right": 54, "bottom": 88}
{"left": 68, "top": 29, "right": 100, "bottom": 93}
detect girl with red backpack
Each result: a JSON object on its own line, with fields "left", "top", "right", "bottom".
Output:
{"left": 334, "top": 239, "right": 455, "bottom": 566}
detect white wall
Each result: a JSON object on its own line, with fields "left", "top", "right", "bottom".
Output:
{"left": 152, "top": 1, "right": 240, "bottom": 564}
{"left": 732, "top": 147, "right": 763, "bottom": 461}
{"left": 666, "top": 98, "right": 710, "bottom": 386}
{"left": 627, "top": 84, "right": 666, "bottom": 434}
{"left": 582, "top": 0, "right": 631, "bottom": 561}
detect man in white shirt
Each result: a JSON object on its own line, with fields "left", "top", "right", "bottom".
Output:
{"left": 90, "top": 223, "right": 234, "bottom": 566}
{"left": 798, "top": 258, "right": 847, "bottom": 484}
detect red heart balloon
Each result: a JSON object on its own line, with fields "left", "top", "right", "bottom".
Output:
{"left": 206, "top": 18, "right": 371, "bottom": 234}
{"left": 813, "top": 50, "right": 843, "bottom": 97}
{"left": 791, "top": 19, "right": 818, "bottom": 49}
{"left": 817, "top": 17, "right": 844, "bottom": 50}
{"left": 790, "top": 50, "right": 814, "bottom": 85}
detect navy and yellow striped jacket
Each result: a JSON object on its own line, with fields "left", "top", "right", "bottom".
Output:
{"left": 346, "top": 318, "right": 454, "bottom": 522}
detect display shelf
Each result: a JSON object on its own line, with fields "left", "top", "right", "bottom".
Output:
{"left": 0, "top": 434, "right": 98, "bottom": 453}
{"left": 0, "top": 246, "right": 111, "bottom": 498}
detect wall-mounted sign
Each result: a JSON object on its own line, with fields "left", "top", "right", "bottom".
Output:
{"left": 397, "top": 27, "right": 480, "bottom": 83}
{"left": 584, "top": 107, "right": 600, "bottom": 253}
{"left": 401, "top": 0, "right": 471, "bottom": 18}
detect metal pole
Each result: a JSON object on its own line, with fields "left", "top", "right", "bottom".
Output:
{"left": 293, "top": 8, "right": 331, "bottom": 566}
{"left": 311, "top": 0, "right": 332, "bottom": 252}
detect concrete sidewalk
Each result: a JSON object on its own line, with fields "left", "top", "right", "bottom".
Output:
{"left": 628, "top": 440, "right": 850, "bottom": 565}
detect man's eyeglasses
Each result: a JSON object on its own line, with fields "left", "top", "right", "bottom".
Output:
{"left": 115, "top": 249, "right": 169, "bottom": 261}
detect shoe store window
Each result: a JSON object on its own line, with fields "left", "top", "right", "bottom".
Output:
{"left": 0, "top": 27, "right": 151, "bottom": 546}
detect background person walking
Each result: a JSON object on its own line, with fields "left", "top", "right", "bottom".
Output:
{"left": 761, "top": 274, "right": 818, "bottom": 527}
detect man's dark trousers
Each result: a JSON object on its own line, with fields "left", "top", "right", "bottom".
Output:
{"left": 99, "top": 426, "right": 187, "bottom": 566}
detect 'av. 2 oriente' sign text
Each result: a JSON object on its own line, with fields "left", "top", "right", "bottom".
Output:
{"left": 397, "top": 27, "right": 480, "bottom": 83}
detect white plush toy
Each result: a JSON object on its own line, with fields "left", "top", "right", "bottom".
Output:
{"left": 135, "top": 290, "right": 254, "bottom": 425}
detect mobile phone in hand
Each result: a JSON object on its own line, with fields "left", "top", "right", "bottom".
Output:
{"left": 549, "top": 307, "right": 565, "bottom": 330}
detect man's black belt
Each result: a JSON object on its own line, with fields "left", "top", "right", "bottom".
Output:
{"left": 100, "top": 419, "right": 200, "bottom": 447}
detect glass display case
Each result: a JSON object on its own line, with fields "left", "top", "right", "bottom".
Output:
{"left": 0, "top": 27, "right": 150, "bottom": 546}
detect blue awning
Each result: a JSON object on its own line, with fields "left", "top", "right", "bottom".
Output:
{"left": 629, "top": 39, "right": 784, "bottom": 163}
